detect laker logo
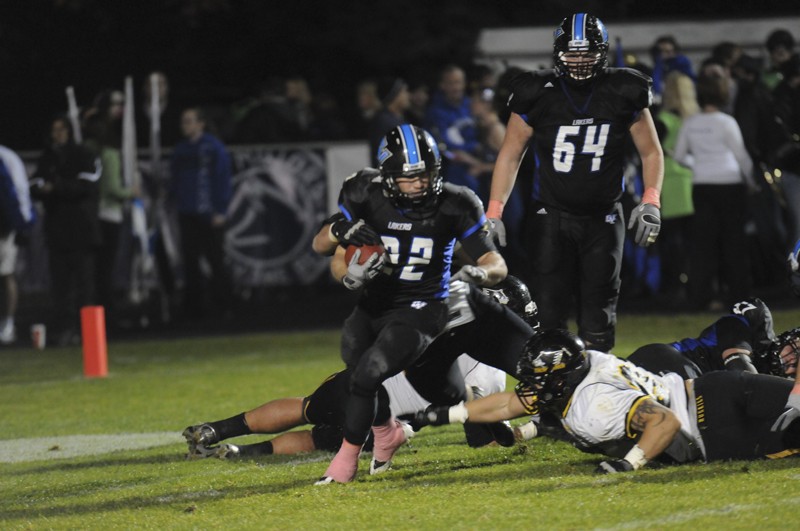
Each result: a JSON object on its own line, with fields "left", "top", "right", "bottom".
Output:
{"left": 411, "top": 301, "right": 428, "bottom": 309}
{"left": 388, "top": 221, "right": 412, "bottom": 231}
{"left": 605, "top": 213, "right": 617, "bottom": 224}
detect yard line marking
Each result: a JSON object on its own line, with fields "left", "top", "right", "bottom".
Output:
{"left": 0, "top": 432, "right": 178, "bottom": 463}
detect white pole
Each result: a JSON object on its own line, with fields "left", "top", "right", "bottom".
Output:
{"left": 65, "top": 86, "right": 82, "bottom": 143}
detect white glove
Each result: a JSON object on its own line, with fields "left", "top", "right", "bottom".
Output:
{"left": 771, "top": 393, "right": 800, "bottom": 432}
{"left": 451, "top": 265, "right": 488, "bottom": 285}
{"left": 628, "top": 203, "right": 661, "bottom": 247}
{"left": 488, "top": 218, "right": 507, "bottom": 247}
{"left": 342, "top": 248, "right": 385, "bottom": 291}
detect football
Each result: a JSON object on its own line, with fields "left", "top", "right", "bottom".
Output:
{"left": 344, "top": 244, "right": 385, "bottom": 266}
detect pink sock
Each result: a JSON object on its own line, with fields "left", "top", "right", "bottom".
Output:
{"left": 371, "top": 418, "right": 405, "bottom": 463}
{"left": 322, "top": 440, "right": 361, "bottom": 483}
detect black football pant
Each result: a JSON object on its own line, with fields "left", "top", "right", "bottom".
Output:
{"left": 302, "top": 369, "right": 390, "bottom": 452}
{"left": 628, "top": 343, "right": 703, "bottom": 380}
{"left": 406, "top": 289, "right": 535, "bottom": 404}
{"left": 339, "top": 302, "right": 448, "bottom": 445}
{"left": 693, "top": 371, "right": 797, "bottom": 461}
{"left": 524, "top": 202, "right": 624, "bottom": 351}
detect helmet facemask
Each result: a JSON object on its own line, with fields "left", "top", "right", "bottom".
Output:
{"left": 378, "top": 125, "right": 443, "bottom": 216}
{"left": 553, "top": 13, "right": 609, "bottom": 84}
{"left": 757, "top": 328, "right": 800, "bottom": 377}
{"left": 516, "top": 329, "right": 589, "bottom": 411}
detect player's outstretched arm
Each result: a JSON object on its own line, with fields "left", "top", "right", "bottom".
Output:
{"left": 597, "top": 397, "right": 680, "bottom": 473}
{"left": 415, "top": 391, "right": 526, "bottom": 427}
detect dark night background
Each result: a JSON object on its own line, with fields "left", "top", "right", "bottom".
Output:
{"left": 1, "top": 0, "right": 798, "bottom": 150}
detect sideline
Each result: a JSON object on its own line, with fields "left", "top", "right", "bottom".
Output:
{"left": 0, "top": 432, "right": 177, "bottom": 463}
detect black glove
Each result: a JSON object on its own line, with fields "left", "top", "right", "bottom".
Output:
{"left": 413, "top": 405, "right": 451, "bottom": 428}
{"left": 595, "top": 459, "right": 634, "bottom": 474}
{"left": 331, "top": 218, "right": 381, "bottom": 246}
{"left": 627, "top": 203, "right": 661, "bottom": 247}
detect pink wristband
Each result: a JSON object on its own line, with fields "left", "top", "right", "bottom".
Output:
{"left": 642, "top": 187, "right": 661, "bottom": 209}
{"left": 486, "top": 199, "right": 505, "bottom": 219}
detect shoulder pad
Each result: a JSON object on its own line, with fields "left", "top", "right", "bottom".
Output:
{"left": 439, "top": 182, "right": 484, "bottom": 215}
{"left": 603, "top": 68, "right": 653, "bottom": 109}
{"left": 506, "top": 70, "right": 558, "bottom": 115}
{"left": 340, "top": 167, "right": 381, "bottom": 205}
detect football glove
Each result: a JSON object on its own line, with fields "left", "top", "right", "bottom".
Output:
{"left": 342, "top": 248, "right": 385, "bottom": 291}
{"left": 771, "top": 393, "right": 800, "bottom": 432}
{"left": 488, "top": 217, "right": 507, "bottom": 247}
{"left": 451, "top": 265, "right": 488, "bottom": 285}
{"left": 628, "top": 203, "right": 661, "bottom": 247}
{"left": 331, "top": 218, "right": 381, "bottom": 246}
{"left": 413, "top": 405, "right": 451, "bottom": 427}
{"left": 595, "top": 459, "right": 635, "bottom": 474}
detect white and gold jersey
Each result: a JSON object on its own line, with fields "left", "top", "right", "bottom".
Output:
{"left": 562, "top": 351, "right": 703, "bottom": 459}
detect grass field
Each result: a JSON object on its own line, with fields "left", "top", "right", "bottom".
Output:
{"left": 2, "top": 307, "right": 800, "bottom": 530}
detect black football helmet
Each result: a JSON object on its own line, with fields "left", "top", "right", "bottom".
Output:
{"left": 754, "top": 327, "right": 800, "bottom": 377}
{"left": 516, "top": 329, "right": 589, "bottom": 411}
{"left": 553, "top": 13, "right": 609, "bottom": 83}
{"left": 377, "top": 124, "right": 443, "bottom": 213}
{"left": 482, "top": 275, "right": 539, "bottom": 329}
{"left": 730, "top": 297, "right": 777, "bottom": 350}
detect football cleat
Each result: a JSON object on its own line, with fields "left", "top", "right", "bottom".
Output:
{"left": 182, "top": 424, "right": 220, "bottom": 458}
{"left": 369, "top": 421, "right": 415, "bottom": 475}
{"left": 185, "top": 443, "right": 219, "bottom": 460}
{"left": 214, "top": 443, "right": 241, "bottom": 460}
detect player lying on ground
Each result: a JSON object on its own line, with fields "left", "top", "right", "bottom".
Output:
{"left": 627, "top": 297, "right": 791, "bottom": 378}
{"left": 415, "top": 329, "right": 800, "bottom": 473}
{"left": 183, "top": 274, "right": 538, "bottom": 458}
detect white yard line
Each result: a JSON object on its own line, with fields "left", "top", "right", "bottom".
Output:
{"left": 0, "top": 433, "right": 178, "bottom": 463}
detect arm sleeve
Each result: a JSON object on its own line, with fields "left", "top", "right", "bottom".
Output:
{"left": 724, "top": 119, "right": 754, "bottom": 182}
{"left": 100, "top": 150, "right": 132, "bottom": 201}
{"left": 453, "top": 188, "right": 496, "bottom": 260}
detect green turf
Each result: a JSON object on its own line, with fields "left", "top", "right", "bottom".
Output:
{"left": 2, "top": 308, "right": 800, "bottom": 529}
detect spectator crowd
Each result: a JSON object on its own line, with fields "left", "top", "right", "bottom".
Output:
{"left": 1, "top": 25, "right": 799, "bottom": 347}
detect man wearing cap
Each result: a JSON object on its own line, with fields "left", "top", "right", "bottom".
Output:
{"left": 367, "top": 77, "right": 410, "bottom": 165}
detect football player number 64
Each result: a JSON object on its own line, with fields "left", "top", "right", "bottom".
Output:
{"left": 382, "top": 236, "right": 434, "bottom": 281}
{"left": 553, "top": 124, "right": 610, "bottom": 173}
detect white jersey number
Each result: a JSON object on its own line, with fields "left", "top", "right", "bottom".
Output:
{"left": 382, "top": 236, "right": 434, "bottom": 281}
{"left": 552, "top": 124, "right": 610, "bottom": 173}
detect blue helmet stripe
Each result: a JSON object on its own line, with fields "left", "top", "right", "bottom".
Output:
{"left": 573, "top": 13, "right": 585, "bottom": 41}
{"left": 400, "top": 124, "right": 420, "bottom": 165}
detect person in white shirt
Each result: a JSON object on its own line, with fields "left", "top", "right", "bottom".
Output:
{"left": 674, "top": 75, "right": 756, "bottom": 311}
{"left": 415, "top": 329, "right": 800, "bottom": 473}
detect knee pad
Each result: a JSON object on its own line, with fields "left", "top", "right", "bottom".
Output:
{"left": 580, "top": 328, "right": 615, "bottom": 352}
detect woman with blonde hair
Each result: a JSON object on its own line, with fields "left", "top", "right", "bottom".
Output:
{"left": 654, "top": 72, "right": 698, "bottom": 304}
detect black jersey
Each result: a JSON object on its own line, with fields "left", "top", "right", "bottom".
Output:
{"left": 670, "top": 315, "right": 758, "bottom": 373}
{"left": 337, "top": 169, "right": 494, "bottom": 311}
{"left": 507, "top": 67, "right": 653, "bottom": 215}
